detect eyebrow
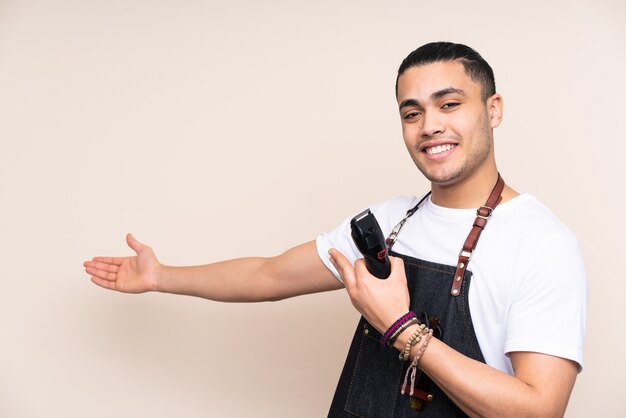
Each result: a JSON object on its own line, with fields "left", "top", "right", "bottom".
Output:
{"left": 399, "top": 87, "right": 467, "bottom": 110}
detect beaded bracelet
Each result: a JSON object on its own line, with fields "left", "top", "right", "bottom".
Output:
{"left": 399, "top": 325, "right": 427, "bottom": 361}
{"left": 401, "top": 329, "right": 434, "bottom": 396}
{"left": 387, "top": 318, "right": 419, "bottom": 347}
{"left": 380, "top": 311, "right": 417, "bottom": 347}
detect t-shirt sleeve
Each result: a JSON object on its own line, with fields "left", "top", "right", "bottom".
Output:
{"left": 315, "top": 216, "right": 360, "bottom": 283}
{"left": 315, "top": 197, "right": 410, "bottom": 283}
{"left": 316, "top": 207, "right": 363, "bottom": 283}
{"left": 504, "top": 232, "right": 588, "bottom": 371}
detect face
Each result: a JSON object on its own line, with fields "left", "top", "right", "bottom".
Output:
{"left": 396, "top": 61, "right": 502, "bottom": 187}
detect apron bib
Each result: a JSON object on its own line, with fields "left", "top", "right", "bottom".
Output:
{"left": 328, "top": 175, "right": 505, "bottom": 417}
{"left": 328, "top": 254, "right": 483, "bottom": 417}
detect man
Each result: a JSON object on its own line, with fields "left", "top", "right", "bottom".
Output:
{"left": 84, "top": 42, "right": 587, "bottom": 417}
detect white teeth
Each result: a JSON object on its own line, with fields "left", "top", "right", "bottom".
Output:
{"left": 426, "top": 144, "right": 454, "bottom": 155}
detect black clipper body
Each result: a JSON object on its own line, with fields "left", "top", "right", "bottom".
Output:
{"left": 350, "top": 209, "right": 391, "bottom": 279}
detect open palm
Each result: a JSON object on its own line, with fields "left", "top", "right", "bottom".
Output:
{"left": 84, "top": 234, "right": 159, "bottom": 293}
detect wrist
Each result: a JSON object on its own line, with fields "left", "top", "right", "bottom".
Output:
{"left": 392, "top": 323, "right": 434, "bottom": 361}
{"left": 379, "top": 307, "right": 412, "bottom": 332}
{"left": 153, "top": 263, "right": 169, "bottom": 292}
{"left": 392, "top": 323, "right": 420, "bottom": 352}
{"left": 382, "top": 311, "right": 418, "bottom": 347}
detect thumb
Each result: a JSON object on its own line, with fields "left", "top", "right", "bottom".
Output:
{"left": 329, "top": 248, "right": 356, "bottom": 288}
{"left": 389, "top": 256, "right": 406, "bottom": 279}
{"left": 126, "top": 233, "right": 145, "bottom": 254}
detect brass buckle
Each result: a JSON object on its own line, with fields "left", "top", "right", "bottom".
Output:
{"left": 458, "top": 249, "right": 473, "bottom": 262}
{"left": 476, "top": 205, "right": 494, "bottom": 220}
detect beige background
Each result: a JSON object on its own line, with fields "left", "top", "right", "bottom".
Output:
{"left": 1, "top": 0, "right": 624, "bottom": 416}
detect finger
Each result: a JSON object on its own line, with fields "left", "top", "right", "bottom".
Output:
{"left": 328, "top": 248, "right": 357, "bottom": 289}
{"left": 328, "top": 252, "right": 340, "bottom": 271}
{"left": 83, "top": 261, "right": 119, "bottom": 273}
{"left": 389, "top": 256, "right": 406, "bottom": 278}
{"left": 91, "top": 276, "right": 117, "bottom": 291}
{"left": 353, "top": 258, "right": 370, "bottom": 278}
{"left": 126, "top": 233, "right": 145, "bottom": 254}
{"left": 85, "top": 266, "right": 117, "bottom": 281}
{"left": 91, "top": 257, "right": 123, "bottom": 266}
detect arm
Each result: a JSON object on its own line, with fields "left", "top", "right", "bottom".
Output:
{"left": 396, "top": 333, "right": 577, "bottom": 417}
{"left": 84, "top": 233, "right": 342, "bottom": 302}
{"left": 328, "top": 249, "right": 578, "bottom": 418}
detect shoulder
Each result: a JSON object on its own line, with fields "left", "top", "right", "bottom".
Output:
{"left": 495, "top": 195, "right": 587, "bottom": 314}
{"left": 492, "top": 193, "right": 578, "bottom": 245}
{"left": 474, "top": 193, "right": 586, "bottom": 305}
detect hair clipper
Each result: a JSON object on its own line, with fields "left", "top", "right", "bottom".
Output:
{"left": 350, "top": 209, "right": 391, "bottom": 279}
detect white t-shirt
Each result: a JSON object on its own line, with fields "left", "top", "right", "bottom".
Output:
{"left": 316, "top": 193, "right": 588, "bottom": 374}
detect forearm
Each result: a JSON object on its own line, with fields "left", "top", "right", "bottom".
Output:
{"left": 392, "top": 326, "right": 576, "bottom": 417}
{"left": 155, "top": 241, "right": 342, "bottom": 302}
{"left": 156, "top": 257, "right": 279, "bottom": 302}
{"left": 419, "top": 339, "right": 538, "bottom": 417}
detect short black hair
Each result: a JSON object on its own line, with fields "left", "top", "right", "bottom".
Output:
{"left": 395, "top": 42, "right": 496, "bottom": 101}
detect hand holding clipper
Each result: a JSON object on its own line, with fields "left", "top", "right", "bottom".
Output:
{"left": 350, "top": 209, "right": 391, "bottom": 279}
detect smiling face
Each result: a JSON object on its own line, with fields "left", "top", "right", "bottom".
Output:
{"left": 397, "top": 60, "right": 503, "bottom": 188}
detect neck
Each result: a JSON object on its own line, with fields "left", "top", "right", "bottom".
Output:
{"left": 430, "top": 166, "right": 507, "bottom": 209}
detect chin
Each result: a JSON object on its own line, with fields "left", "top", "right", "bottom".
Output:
{"left": 427, "top": 173, "right": 465, "bottom": 187}
{"left": 416, "top": 164, "right": 465, "bottom": 186}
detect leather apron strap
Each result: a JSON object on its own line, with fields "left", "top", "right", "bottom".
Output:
{"left": 386, "top": 173, "right": 506, "bottom": 297}
{"left": 450, "top": 174, "right": 505, "bottom": 296}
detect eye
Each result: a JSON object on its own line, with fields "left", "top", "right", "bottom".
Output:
{"left": 442, "top": 102, "right": 460, "bottom": 110}
{"left": 403, "top": 111, "right": 421, "bottom": 120}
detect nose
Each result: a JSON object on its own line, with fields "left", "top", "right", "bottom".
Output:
{"left": 420, "top": 111, "right": 445, "bottom": 137}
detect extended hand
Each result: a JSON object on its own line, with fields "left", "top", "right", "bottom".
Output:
{"left": 328, "top": 248, "right": 410, "bottom": 334}
{"left": 84, "top": 233, "right": 160, "bottom": 293}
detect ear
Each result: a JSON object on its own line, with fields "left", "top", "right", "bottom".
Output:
{"left": 487, "top": 94, "right": 503, "bottom": 128}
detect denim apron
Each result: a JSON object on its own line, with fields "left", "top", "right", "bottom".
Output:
{"left": 328, "top": 176, "right": 504, "bottom": 417}
{"left": 327, "top": 253, "right": 483, "bottom": 417}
